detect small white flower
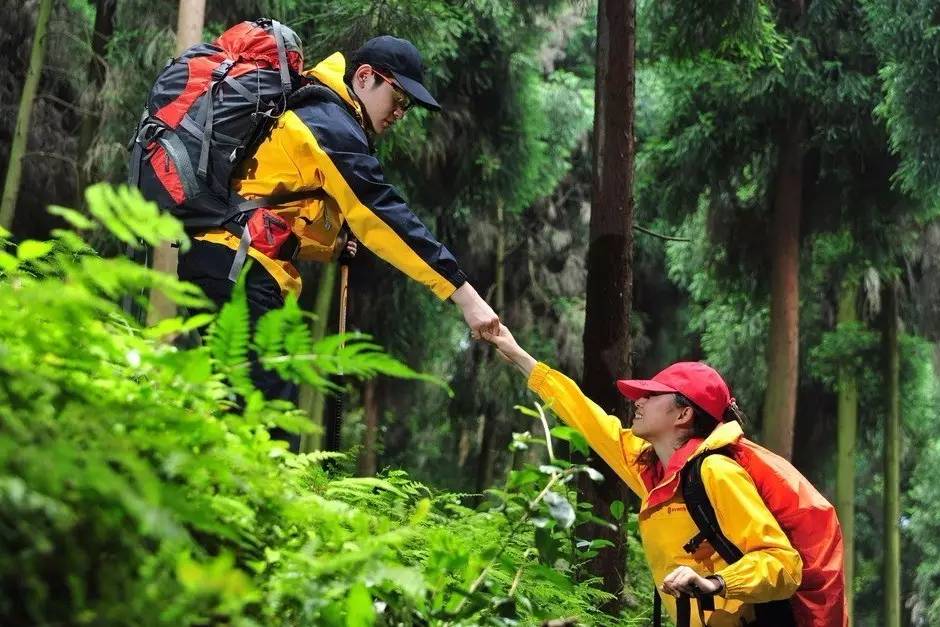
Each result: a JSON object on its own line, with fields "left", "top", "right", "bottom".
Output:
{"left": 126, "top": 349, "right": 141, "bottom": 368}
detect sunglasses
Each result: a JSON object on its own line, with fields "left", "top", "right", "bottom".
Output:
{"left": 373, "top": 70, "right": 414, "bottom": 112}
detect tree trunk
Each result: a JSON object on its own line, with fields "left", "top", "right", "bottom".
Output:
{"left": 299, "top": 262, "right": 338, "bottom": 452}
{"left": 147, "top": 0, "right": 205, "bottom": 325}
{"left": 579, "top": 0, "right": 635, "bottom": 610}
{"left": 76, "top": 0, "right": 116, "bottom": 205}
{"left": 358, "top": 378, "right": 380, "bottom": 476}
{"left": 761, "top": 114, "right": 805, "bottom": 460}
{"left": 883, "top": 279, "right": 901, "bottom": 627}
{"left": 476, "top": 202, "right": 506, "bottom": 491}
{"left": 835, "top": 278, "right": 858, "bottom": 625}
{"left": 0, "top": 0, "right": 54, "bottom": 231}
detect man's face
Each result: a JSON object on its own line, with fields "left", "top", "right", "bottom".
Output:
{"left": 352, "top": 65, "right": 413, "bottom": 135}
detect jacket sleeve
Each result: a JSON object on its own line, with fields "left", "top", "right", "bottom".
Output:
{"left": 527, "top": 362, "right": 647, "bottom": 498}
{"left": 294, "top": 102, "right": 467, "bottom": 300}
{"left": 701, "top": 455, "right": 803, "bottom": 602}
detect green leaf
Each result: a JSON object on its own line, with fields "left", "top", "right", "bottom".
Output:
{"left": 48, "top": 205, "right": 96, "bottom": 230}
{"left": 410, "top": 498, "right": 431, "bottom": 524}
{"left": 550, "top": 425, "right": 589, "bottom": 456}
{"left": 144, "top": 313, "right": 215, "bottom": 339}
{"left": 582, "top": 467, "right": 604, "bottom": 482}
{"left": 0, "top": 251, "right": 19, "bottom": 271}
{"left": 17, "top": 239, "right": 55, "bottom": 261}
{"left": 345, "top": 582, "right": 375, "bottom": 627}
{"left": 513, "top": 404, "right": 542, "bottom": 419}
{"left": 543, "top": 491, "right": 575, "bottom": 529}
{"left": 609, "top": 500, "right": 625, "bottom": 521}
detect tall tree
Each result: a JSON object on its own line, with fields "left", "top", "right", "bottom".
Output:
{"left": 579, "top": 0, "right": 634, "bottom": 607}
{"left": 883, "top": 278, "right": 901, "bottom": 627}
{"left": 147, "top": 0, "right": 204, "bottom": 325}
{"left": 761, "top": 111, "right": 804, "bottom": 460}
{"left": 76, "top": 0, "right": 117, "bottom": 206}
{"left": 0, "top": 0, "right": 54, "bottom": 230}
{"left": 835, "top": 277, "right": 859, "bottom": 623}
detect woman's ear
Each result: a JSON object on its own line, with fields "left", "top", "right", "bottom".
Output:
{"left": 674, "top": 406, "right": 695, "bottom": 429}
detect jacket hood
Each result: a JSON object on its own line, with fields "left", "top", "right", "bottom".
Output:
{"left": 693, "top": 420, "right": 745, "bottom": 457}
{"left": 304, "top": 52, "right": 362, "bottom": 115}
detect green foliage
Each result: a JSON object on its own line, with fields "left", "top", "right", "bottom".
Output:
{"left": 0, "top": 186, "right": 642, "bottom": 625}
{"left": 864, "top": 0, "right": 940, "bottom": 209}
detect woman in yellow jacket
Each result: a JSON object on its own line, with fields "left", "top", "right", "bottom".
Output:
{"left": 483, "top": 325, "right": 802, "bottom": 627}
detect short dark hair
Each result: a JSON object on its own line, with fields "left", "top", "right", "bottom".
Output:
{"left": 344, "top": 61, "right": 386, "bottom": 87}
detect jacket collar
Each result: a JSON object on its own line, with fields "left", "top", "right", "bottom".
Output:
{"left": 639, "top": 421, "right": 745, "bottom": 513}
{"left": 304, "top": 52, "right": 363, "bottom": 120}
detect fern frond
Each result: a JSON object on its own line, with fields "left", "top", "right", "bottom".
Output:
{"left": 207, "top": 271, "right": 252, "bottom": 393}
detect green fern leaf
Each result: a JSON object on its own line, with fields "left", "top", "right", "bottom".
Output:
{"left": 207, "top": 271, "right": 252, "bottom": 393}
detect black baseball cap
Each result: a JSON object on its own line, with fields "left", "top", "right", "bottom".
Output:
{"left": 350, "top": 35, "right": 441, "bottom": 111}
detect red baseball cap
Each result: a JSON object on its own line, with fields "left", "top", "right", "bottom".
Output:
{"left": 616, "top": 362, "right": 732, "bottom": 421}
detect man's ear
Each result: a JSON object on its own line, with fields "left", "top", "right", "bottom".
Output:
{"left": 353, "top": 64, "right": 374, "bottom": 89}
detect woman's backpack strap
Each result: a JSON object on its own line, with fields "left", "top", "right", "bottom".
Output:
{"left": 681, "top": 449, "right": 745, "bottom": 565}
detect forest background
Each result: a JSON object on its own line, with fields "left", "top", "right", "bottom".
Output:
{"left": 2, "top": 0, "right": 940, "bottom": 625}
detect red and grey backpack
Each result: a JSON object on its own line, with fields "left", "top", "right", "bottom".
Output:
{"left": 128, "top": 18, "right": 323, "bottom": 274}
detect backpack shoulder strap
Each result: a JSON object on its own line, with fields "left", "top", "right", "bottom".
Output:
{"left": 288, "top": 82, "right": 352, "bottom": 112}
{"left": 680, "top": 448, "right": 745, "bottom": 565}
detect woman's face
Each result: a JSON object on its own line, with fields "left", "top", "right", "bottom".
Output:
{"left": 631, "top": 392, "right": 682, "bottom": 442}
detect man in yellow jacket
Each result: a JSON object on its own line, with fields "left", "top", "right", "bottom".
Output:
{"left": 483, "top": 325, "right": 802, "bottom": 627}
{"left": 179, "top": 36, "right": 499, "bottom": 448}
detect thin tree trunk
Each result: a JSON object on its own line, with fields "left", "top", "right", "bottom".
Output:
{"left": 1, "top": 0, "right": 54, "bottom": 231}
{"left": 299, "top": 262, "right": 337, "bottom": 452}
{"left": 475, "top": 404, "right": 496, "bottom": 491}
{"left": 761, "top": 114, "right": 805, "bottom": 460}
{"left": 76, "top": 0, "right": 116, "bottom": 204}
{"left": 883, "top": 279, "right": 901, "bottom": 627}
{"left": 835, "top": 278, "right": 858, "bottom": 625}
{"left": 476, "top": 201, "right": 506, "bottom": 491}
{"left": 579, "top": 0, "right": 635, "bottom": 610}
{"left": 358, "top": 378, "right": 379, "bottom": 476}
{"left": 147, "top": 0, "right": 205, "bottom": 325}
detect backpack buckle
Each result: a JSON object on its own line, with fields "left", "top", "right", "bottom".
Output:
{"left": 212, "top": 59, "right": 235, "bottom": 81}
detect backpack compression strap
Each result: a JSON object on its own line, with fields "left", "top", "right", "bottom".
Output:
{"left": 223, "top": 188, "right": 327, "bottom": 281}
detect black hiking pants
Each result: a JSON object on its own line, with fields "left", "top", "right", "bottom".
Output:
{"left": 178, "top": 240, "right": 301, "bottom": 452}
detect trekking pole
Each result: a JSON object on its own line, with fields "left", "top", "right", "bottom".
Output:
{"left": 324, "top": 246, "right": 352, "bottom": 452}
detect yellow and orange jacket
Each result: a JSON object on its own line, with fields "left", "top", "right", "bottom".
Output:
{"left": 196, "top": 52, "right": 467, "bottom": 300}
{"left": 527, "top": 362, "right": 803, "bottom": 627}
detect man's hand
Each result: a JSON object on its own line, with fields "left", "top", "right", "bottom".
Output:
{"left": 451, "top": 283, "right": 500, "bottom": 339}
{"left": 339, "top": 238, "right": 358, "bottom": 262}
{"left": 660, "top": 566, "right": 724, "bottom": 598}
{"left": 481, "top": 324, "right": 537, "bottom": 378}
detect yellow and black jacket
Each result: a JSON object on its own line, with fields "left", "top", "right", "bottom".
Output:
{"left": 196, "top": 52, "right": 467, "bottom": 299}
{"left": 527, "top": 363, "right": 803, "bottom": 627}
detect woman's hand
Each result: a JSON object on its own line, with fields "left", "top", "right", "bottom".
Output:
{"left": 661, "top": 566, "right": 723, "bottom": 597}
{"left": 481, "top": 324, "right": 537, "bottom": 378}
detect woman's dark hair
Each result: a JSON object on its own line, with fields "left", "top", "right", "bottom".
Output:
{"left": 673, "top": 393, "right": 749, "bottom": 435}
